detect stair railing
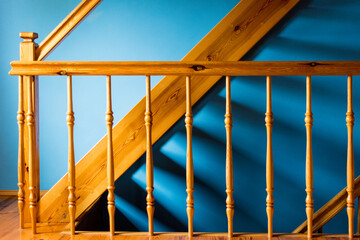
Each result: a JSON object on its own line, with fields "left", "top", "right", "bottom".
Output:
{"left": 10, "top": 59, "right": 360, "bottom": 238}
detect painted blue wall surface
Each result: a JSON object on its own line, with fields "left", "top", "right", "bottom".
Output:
{"left": 1, "top": 0, "right": 360, "bottom": 234}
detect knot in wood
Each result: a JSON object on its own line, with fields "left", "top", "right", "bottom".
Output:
{"left": 191, "top": 65, "right": 206, "bottom": 71}
{"left": 105, "top": 113, "right": 114, "bottom": 124}
{"left": 58, "top": 70, "right": 67, "bottom": 75}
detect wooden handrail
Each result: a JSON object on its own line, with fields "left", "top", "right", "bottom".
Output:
{"left": 9, "top": 61, "right": 360, "bottom": 76}
{"left": 34, "top": 0, "right": 300, "bottom": 225}
{"left": 35, "top": 0, "right": 103, "bottom": 61}
{"left": 293, "top": 175, "right": 360, "bottom": 233}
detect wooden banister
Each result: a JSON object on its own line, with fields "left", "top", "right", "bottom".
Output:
{"left": 27, "top": 76, "right": 36, "bottom": 234}
{"left": 145, "top": 75, "right": 154, "bottom": 236}
{"left": 19, "top": 32, "right": 40, "bottom": 226}
{"left": 265, "top": 76, "right": 274, "bottom": 240}
{"left": 293, "top": 175, "right": 360, "bottom": 234}
{"left": 35, "top": 0, "right": 103, "bottom": 61}
{"left": 29, "top": 0, "right": 300, "bottom": 225}
{"left": 225, "top": 76, "right": 234, "bottom": 238}
{"left": 10, "top": 61, "right": 360, "bottom": 76}
{"left": 305, "top": 76, "right": 314, "bottom": 239}
{"left": 185, "top": 75, "right": 194, "bottom": 239}
{"left": 106, "top": 76, "right": 115, "bottom": 236}
{"left": 346, "top": 75, "right": 355, "bottom": 239}
{"left": 66, "top": 75, "right": 76, "bottom": 235}
{"left": 17, "top": 75, "right": 25, "bottom": 229}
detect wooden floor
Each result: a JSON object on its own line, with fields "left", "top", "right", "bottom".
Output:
{"left": 1, "top": 198, "right": 359, "bottom": 240}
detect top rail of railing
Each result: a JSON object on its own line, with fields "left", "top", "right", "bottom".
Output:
{"left": 9, "top": 61, "right": 360, "bottom": 76}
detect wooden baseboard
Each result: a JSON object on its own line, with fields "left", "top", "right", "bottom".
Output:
{"left": 0, "top": 190, "right": 48, "bottom": 199}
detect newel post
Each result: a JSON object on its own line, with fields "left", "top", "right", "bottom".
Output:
{"left": 19, "top": 32, "right": 40, "bottom": 227}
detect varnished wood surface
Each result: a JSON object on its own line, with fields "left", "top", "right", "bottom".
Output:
{"left": 185, "top": 76, "right": 194, "bottom": 239}
{"left": 27, "top": 75, "right": 37, "bottom": 234}
{"left": 225, "top": 76, "right": 234, "bottom": 238}
{"left": 17, "top": 75, "right": 25, "bottom": 228}
{"left": 2, "top": 198, "right": 360, "bottom": 240}
{"left": 106, "top": 76, "right": 115, "bottom": 236}
{"left": 35, "top": 0, "right": 300, "bottom": 224}
{"left": 19, "top": 32, "right": 40, "bottom": 225}
{"left": 145, "top": 75, "right": 154, "bottom": 236}
{"left": 346, "top": 76, "right": 355, "bottom": 239}
{"left": 35, "top": 0, "right": 103, "bottom": 61}
{"left": 10, "top": 61, "right": 360, "bottom": 76}
{"left": 265, "top": 76, "right": 274, "bottom": 240}
{"left": 305, "top": 76, "right": 314, "bottom": 239}
{"left": 3, "top": 198, "right": 360, "bottom": 240}
{"left": 67, "top": 75, "right": 76, "bottom": 235}
{"left": 294, "top": 176, "right": 360, "bottom": 233}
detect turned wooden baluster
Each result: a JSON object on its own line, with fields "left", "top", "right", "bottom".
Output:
{"left": 346, "top": 75, "right": 355, "bottom": 239}
{"left": 27, "top": 76, "right": 36, "bottom": 234}
{"left": 17, "top": 75, "right": 25, "bottom": 229}
{"left": 305, "top": 75, "right": 314, "bottom": 239}
{"left": 145, "top": 75, "right": 155, "bottom": 236}
{"left": 67, "top": 75, "right": 76, "bottom": 235}
{"left": 185, "top": 75, "right": 195, "bottom": 239}
{"left": 106, "top": 76, "right": 115, "bottom": 236}
{"left": 265, "top": 76, "right": 274, "bottom": 240}
{"left": 225, "top": 76, "right": 234, "bottom": 238}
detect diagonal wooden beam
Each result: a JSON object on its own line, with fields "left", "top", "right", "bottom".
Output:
{"left": 38, "top": 0, "right": 301, "bottom": 223}
{"left": 35, "top": 0, "right": 103, "bottom": 61}
{"left": 293, "top": 175, "right": 360, "bottom": 234}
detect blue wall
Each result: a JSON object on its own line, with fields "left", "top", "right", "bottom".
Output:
{"left": 1, "top": 0, "right": 360, "bottom": 234}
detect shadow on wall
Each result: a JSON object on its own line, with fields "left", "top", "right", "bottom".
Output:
{"left": 77, "top": 0, "right": 360, "bottom": 234}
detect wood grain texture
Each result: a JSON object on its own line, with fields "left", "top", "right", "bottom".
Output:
{"left": 346, "top": 76, "right": 355, "bottom": 239}
{"left": 35, "top": 0, "right": 103, "bottom": 61}
{"left": 305, "top": 76, "right": 314, "bottom": 239}
{"left": 27, "top": 76, "right": 37, "bottom": 234}
{"left": 225, "top": 76, "right": 234, "bottom": 238}
{"left": 185, "top": 76, "right": 194, "bottom": 239}
{"left": 106, "top": 76, "right": 115, "bottom": 236}
{"left": 2, "top": 198, "right": 360, "bottom": 240}
{"left": 17, "top": 76, "right": 25, "bottom": 228}
{"left": 145, "top": 75, "right": 154, "bottom": 236}
{"left": 19, "top": 32, "right": 40, "bottom": 225}
{"left": 293, "top": 176, "right": 360, "bottom": 233}
{"left": 10, "top": 61, "right": 360, "bottom": 76}
{"left": 265, "top": 76, "right": 274, "bottom": 240}
{"left": 66, "top": 76, "right": 76, "bottom": 235}
{"left": 36, "top": 0, "right": 301, "bottom": 223}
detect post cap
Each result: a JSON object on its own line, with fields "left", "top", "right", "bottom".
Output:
{"left": 19, "top": 32, "right": 38, "bottom": 42}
